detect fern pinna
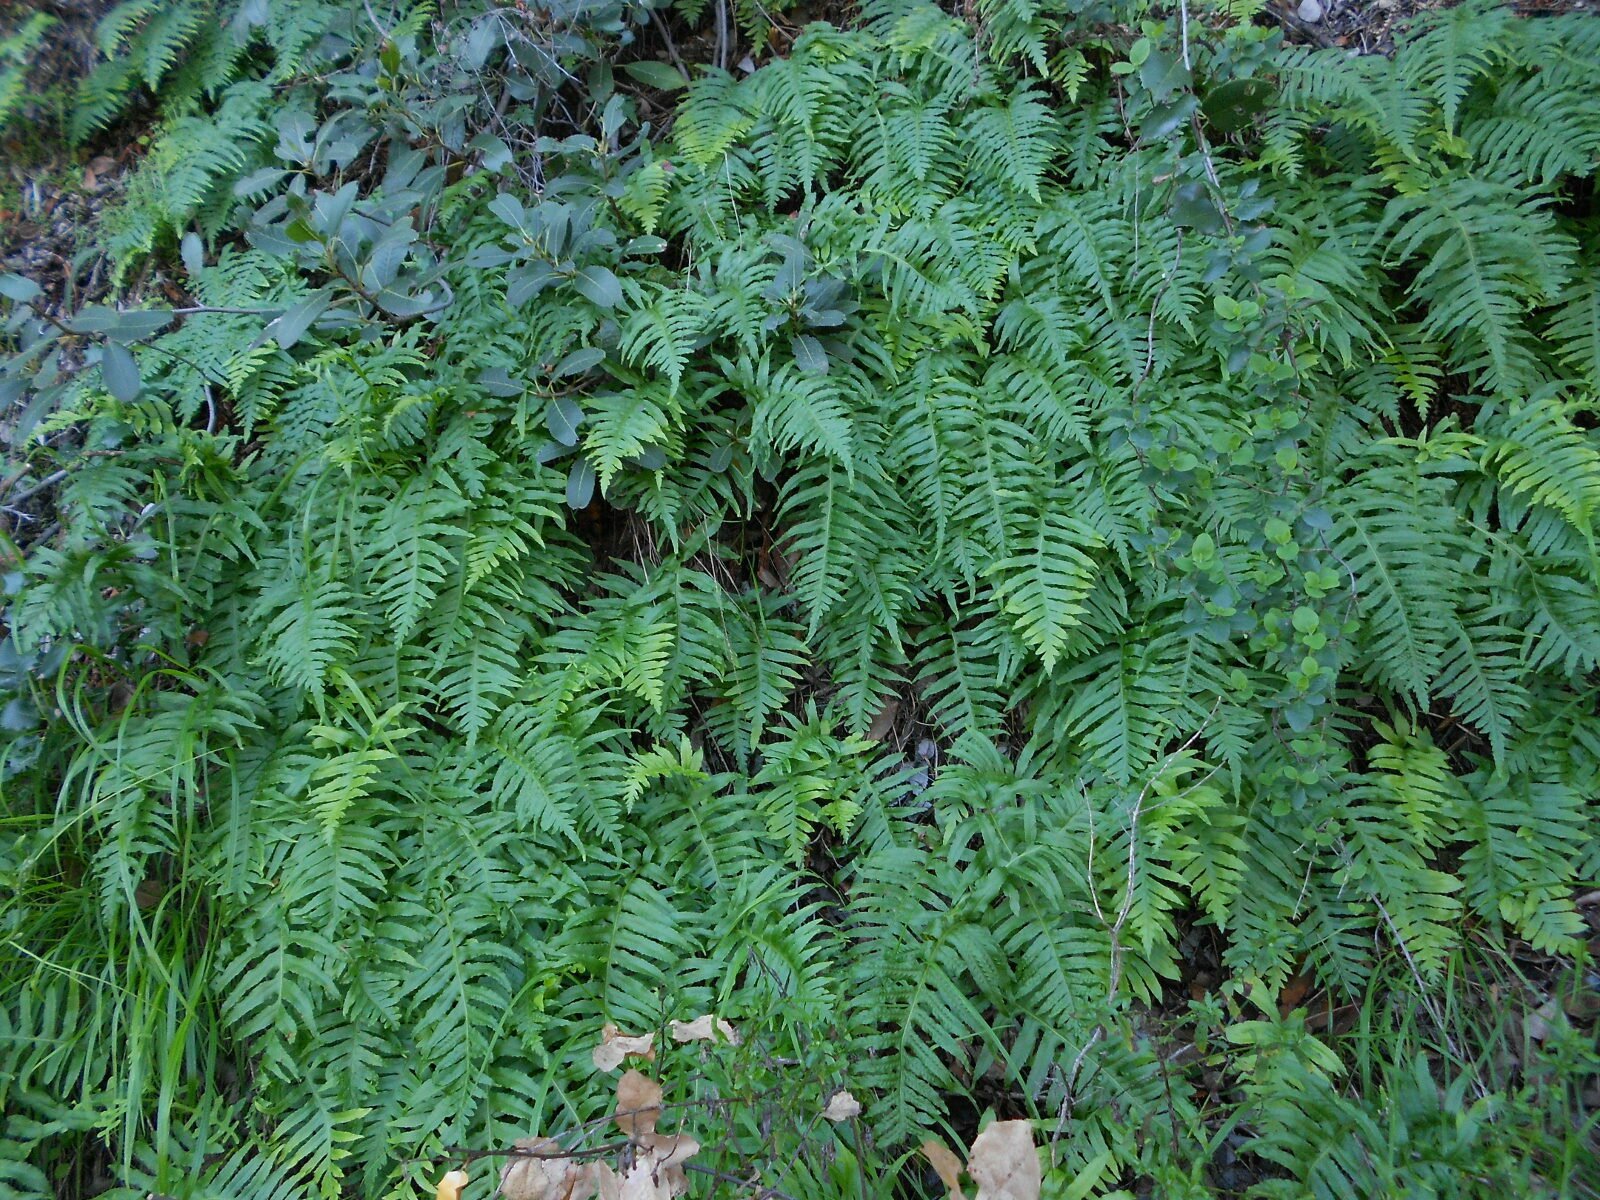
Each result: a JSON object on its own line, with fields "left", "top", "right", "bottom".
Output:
{"left": 2, "top": 0, "right": 1599, "bottom": 1197}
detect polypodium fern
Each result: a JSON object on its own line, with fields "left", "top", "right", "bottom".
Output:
{"left": 7, "top": 1, "right": 1600, "bottom": 1198}
{"left": 986, "top": 506, "right": 1103, "bottom": 673}
{"left": 1380, "top": 178, "right": 1573, "bottom": 395}
{"left": 1330, "top": 463, "right": 1459, "bottom": 707}
{"left": 1392, "top": 0, "right": 1514, "bottom": 131}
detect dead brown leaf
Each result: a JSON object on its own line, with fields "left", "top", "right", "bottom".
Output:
{"left": 638, "top": 1131, "right": 699, "bottom": 1197}
{"left": 1527, "top": 997, "right": 1563, "bottom": 1042}
{"left": 866, "top": 699, "right": 900, "bottom": 742}
{"left": 967, "top": 1121, "right": 1040, "bottom": 1200}
{"left": 921, "top": 1140, "right": 966, "bottom": 1200}
{"left": 593, "top": 1023, "right": 656, "bottom": 1072}
{"left": 821, "top": 1090, "right": 861, "bottom": 1121}
{"left": 639, "top": 1131, "right": 699, "bottom": 1170}
{"left": 499, "top": 1139, "right": 560, "bottom": 1200}
{"left": 614, "top": 1069, "right": 664, "bottom": 1138}
{"left": 82, "top": 155, "right": 117, "bottom": 191}
{"left": 669, "top": 1014, "right": 740, "bottom": 1045}
{"left": 500, "top": 1137, "right": 599, "bottom": 1200}
{"left": 616, "top": 1162, "right": 670, "bottom": 1200}
{"left": 1277, "top": 971, "right": 1313, "bottom": 1016}
{"left": 435, "top": 1169, "right": 470, "bottom": 1200}
{"left": 598, "top": 1135, "right": 698, "bottom": 1200}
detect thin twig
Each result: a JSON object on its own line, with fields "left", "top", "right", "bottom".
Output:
{"left": 412, "top": 1140, "right": 631, "bottom": 1166}
{"left": 684, "top": 1162, "right": 805, "bottom": 1200}
{"left": 715, "top": 0, "right": 731, "bottom": 72}
{"left": 4, "top": 470, "right": 69, "bottom": 508}
{"left": 649, "top": 8, "right": 693, "bottom": 82}
{"left": 361, "top": 0, "right": 392, "bottom": 38}
{"left": 403, "top": 1087, "right": 786, "bottom": 1167}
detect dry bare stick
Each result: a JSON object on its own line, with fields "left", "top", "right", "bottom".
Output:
{"left": 715, "top": 0, "right": 731, "bottom": 72}
{"left": 684, "top": 1162, "right": 806, "bottom": 1200}
{"left": 407, "top": 1088, "right": 782, "bottom": 1166}
{"left": 649, "top": 7, "right": 693, "bottom": 83}
{"left": 3, "top": 469, "right": 69, "bottom": 508}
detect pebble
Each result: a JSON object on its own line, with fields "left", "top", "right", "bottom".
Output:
{"left": 1297, "top": 0, "right": 1324, "bottom": 22}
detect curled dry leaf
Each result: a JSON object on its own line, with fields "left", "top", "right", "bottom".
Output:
{"left": 614, "top": 1069, "right": 664, "bottom": 1138}
{"left": 668, "top": 1014, "right": 740, "bottom": 1045}
{"left": 616, "top": 1162, "right": 670, "bottom": 1200}
{"left": 435, "top": 1169, "right": 470, "bottom": 1200}
{"left": 821, "top": 1090, "right": 862, "bottom": 1122}
{"left": 609, "top": 1072, "right": 697, "bottom": 1196}
{"left": 966, "top": 1121, "right": 1040, "bottom": 1200}
{"left": 500, "top": 1137, "right": 599, "bottom": 1200}
{"left": 593, "top": 1023, "right": 657, "bottom": 1072}
{"left": 639, "top": 1131, "right": 699, "bottom": 1172}
{"left": 866, "top": 698, "right": 900, "bottom": 741}
{"left": 638, "top": 1131, "right": 699, "bottom": 1197}
{"left": 921, "top": 1140, "right": 966, "bottom": 1200}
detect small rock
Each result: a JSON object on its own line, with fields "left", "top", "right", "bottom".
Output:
{"left": 915, "top": 738, "right": 939, "bottom": 763}
{"left": 1297, "top": 0, "right": 1324, "bottom": 22}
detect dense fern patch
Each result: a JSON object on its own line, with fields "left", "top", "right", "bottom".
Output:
{"left": 2, "top": 0, "right": 1599, "bottom": 1197}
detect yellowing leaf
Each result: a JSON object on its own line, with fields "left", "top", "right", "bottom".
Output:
{"left": 593, "top": 1023, "right": 657, "bottom": 1071}
{"left": 614, "top": 1069, "right": 664, "bottom": 1138}
{"left": 669, "top": 1014, "right": 740, "bottom": 1045}
{"left": 921, "top": 1141, "right": 966, "bottom": 1200}
{"left": 435, "top": 1169, "right": 470, "bottom": 1200}
{"left": 821, "top": 1090, "right": 861, "bottom": 1121}
{"left": 967, "top": 1121, "right": 1040, "bottom": 1200}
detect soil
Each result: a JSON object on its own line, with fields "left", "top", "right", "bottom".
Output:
{"left": 1272, "top": 0, "right": 1598, "bottom": 54}
{"left": 1, "top": 2, "right": 125, "bottom": 321}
